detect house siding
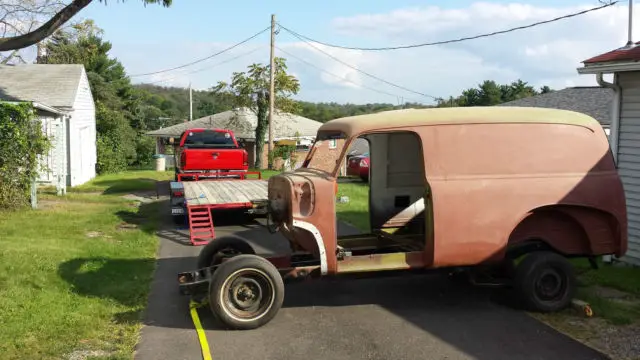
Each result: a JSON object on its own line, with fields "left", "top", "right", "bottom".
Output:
{"left": 36, "top": 112, "right": 64, "bottom": 183}
{"left": 68, "top": 69, "right": 96, "bottom": 186}
{"left": 616, "top": 72, "right": 640, "bottom": 265}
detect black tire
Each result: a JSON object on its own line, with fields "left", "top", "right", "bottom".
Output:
{"left": 172, "top": 214, "right": 186, "bottom": 225}
{"left": 514, "top": 251, "right": 576, "bottom": 312}
{"left": 208, "top": 254, "right": 284, "bottom": 330}
{"left": 196, "top": 235, "right": 255, "bottom": 269}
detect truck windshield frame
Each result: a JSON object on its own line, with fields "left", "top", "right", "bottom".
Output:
{"left": 302, "top": 130, "right": 348, "bottom": 174}
{"left": 181, "top": 130, "right": 238, "bottom": 149}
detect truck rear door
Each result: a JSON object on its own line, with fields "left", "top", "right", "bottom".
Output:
{"left": 180, "top": 130, "right": 247, "bottom": 171}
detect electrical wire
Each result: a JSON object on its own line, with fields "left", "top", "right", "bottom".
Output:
{"left": 129, "top": 26, "right": 270, "bottom": 77}
{"left": 284, "top": 31, "right": 439, "bottom": 100}
{"left": 276, "top": 46, "right": 424, "bottom": 103}
{"left": 142, "top": 45, "right": 266, "bottom": 85}
{"left": 277, "top": 1, "right": 618, "bottom": 51}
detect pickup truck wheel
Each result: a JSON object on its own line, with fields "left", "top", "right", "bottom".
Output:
{"left": 514, "top": 251, "right": 576, "bottom": 312}
{"left": 172, "top": 214, "right": 186, "bottom": 225}
{"left": 209, "top": 254, "right": 284, "bottom": 330}
{"left": 196, "top": 236, "right": 255, "bottom": 269}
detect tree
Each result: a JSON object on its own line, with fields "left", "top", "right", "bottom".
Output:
{"left": 213, "top": 57, "right": 300, "bottom": 169}
{"left": 540, "top": 86, "right": 553, "bottom": 94}
{"left": 438, "top": 79, "right": 554, "bottom": 108}
{"left": 0, "top": 0, "right": 171, "bottom": 52}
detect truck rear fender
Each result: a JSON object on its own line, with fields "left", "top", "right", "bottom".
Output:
{"left": 506, "top": 204, "right": 621, "bottom": 258}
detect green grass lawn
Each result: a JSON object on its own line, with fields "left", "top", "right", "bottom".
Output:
{"left": 71, "top": 170, "right": 175, "bottom": 194}
{"left": 0, "top": 178, "right": 162, "bottom": 359}
{"left": 569, "top": 259, "right": 640, "bottom": 325}
{"left": 336, "top": 181, "right": 370, "bottom": 231}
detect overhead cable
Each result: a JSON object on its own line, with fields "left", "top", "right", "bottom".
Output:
{"left": 285, "top": 31, "right": 439, "bottom": 100}
{"left": 144, "top": 45, "right": 266, "bottom": 85}
{"left": 276, "top": 46, "right": 421, "bottom": 102}
{"left": 130, "top": 27, "right": 270, "bottom": 77}
{"left": 277, "top": 1, "right": 618, "bottom": 51}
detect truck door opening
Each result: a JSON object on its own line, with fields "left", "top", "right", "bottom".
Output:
{"left": 337, "top": 131, "right": 430, "bottom": 255}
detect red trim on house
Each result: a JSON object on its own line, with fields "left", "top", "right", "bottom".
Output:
{"left": 583, "top": 42, "right": 640, "bottom": 64}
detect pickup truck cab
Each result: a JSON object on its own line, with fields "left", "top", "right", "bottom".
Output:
{"left": 174, "top": 128, "right": 249, "bottom": 180}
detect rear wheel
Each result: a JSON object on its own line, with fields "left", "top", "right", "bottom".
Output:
{"left": 196, "top": 236, "right": 255, "bottom": 269}
{"left": 209, "top": 254, "right": 284, "bottom": 330}
{"left": 514, "top": 251, "right": 575, "bottom": 312}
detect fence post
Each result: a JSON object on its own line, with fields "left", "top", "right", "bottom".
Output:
{"left": 30, "top": 178, "right": 37, "bottom": 209}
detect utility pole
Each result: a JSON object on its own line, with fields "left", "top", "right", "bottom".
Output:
{"left": 627, "top": 0, "right": 634, "bottom": 47}
{"left": 189, "top": 82, "right": 193, "bottom": 121}
{"left": 268, "top": 14, "right": 276, "bottom": 169}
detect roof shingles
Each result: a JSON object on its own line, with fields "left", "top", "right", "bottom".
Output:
{"left": 498, "top": 87, "right": 612, "bottom": 127}
{"left": 146, "top": 107, "right": 323, "bottom": 140}
{"left": 0, "top": 64, "right": 85, "bottom": 108}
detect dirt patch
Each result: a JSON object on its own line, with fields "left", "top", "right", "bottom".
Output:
{"left": 66, "top": 349, "right": 113, "bottom": 360}
{"left": 85, "top": 231, "right": 116, "bottom": 242}
{"left": 117, "top": 222, "right": 139, "bottom": 231}
{"left": 37, "top": 199, "right": 67, "bottom": 210}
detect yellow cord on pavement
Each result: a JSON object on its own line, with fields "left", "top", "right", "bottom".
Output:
{"left": 189, "top": 300, "right": 213, "bottom": 360}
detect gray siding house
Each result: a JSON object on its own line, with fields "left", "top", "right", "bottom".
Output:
{"left": 0, "top": 64, "right": 97, "bottom": 189}
{"left": 578, "top": 44, "right": 640, "bottom": 265}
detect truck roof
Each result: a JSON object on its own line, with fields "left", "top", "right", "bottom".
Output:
{"left": 318, "top": 106, "right": 602, "bottom": 137}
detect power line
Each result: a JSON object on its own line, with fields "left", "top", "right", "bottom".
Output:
{"left": 143, "top": 45, "right": 266, "bottom": 85}
{"left": 284, "top": 31, "right": 439, "bottom": 100}
{"left": 129, "top": 27, "right": 270, "bottom": 77}
{"left": 277, "top": 1, "right": 618, "bottom": 51}
{"left": 276, "top": 46, "right": 422, "bottom": 103}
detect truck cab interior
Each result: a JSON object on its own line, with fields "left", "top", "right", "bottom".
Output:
{"left": 337, "top": 131, "right": 431, "bottom": 256}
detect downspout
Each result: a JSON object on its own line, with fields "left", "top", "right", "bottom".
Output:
{"left": 596, "top": 72, "right": 621, "bottom": 165}
{"left": 596, "top": 72, "right": 621, "bottom": 264}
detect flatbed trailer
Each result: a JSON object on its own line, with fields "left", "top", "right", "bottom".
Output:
{"left": 169, "top": 171, "right": 268, "bottom": 246}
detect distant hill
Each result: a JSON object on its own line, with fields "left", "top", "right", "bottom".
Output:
{"left": 133, "top": 83, "right": 433, "bottom": 124}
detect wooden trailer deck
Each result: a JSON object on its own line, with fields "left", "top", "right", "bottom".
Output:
{"left": 183, "top": 180, "right": 269, "bottom": 206}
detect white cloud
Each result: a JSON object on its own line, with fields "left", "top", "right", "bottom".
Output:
{"left": 311, "top": 2, "right": 637, "bottom": 102}
{"left": 119, "top": 2, "right": 637, "bottom": 105}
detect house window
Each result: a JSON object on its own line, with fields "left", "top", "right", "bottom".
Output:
{"left": 329, "top": 139, "right": 337, "bottom": 149}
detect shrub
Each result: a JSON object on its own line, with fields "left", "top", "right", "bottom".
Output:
{"left": 95, "top": 104, "right": 136, "bottom": 174}
{"left": 0, "top": 103, "right": 51, "bottom": 209}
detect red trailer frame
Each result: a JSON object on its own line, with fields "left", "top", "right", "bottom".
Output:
{"left": 170, "top": 171, "right": 268, "bottom": 246}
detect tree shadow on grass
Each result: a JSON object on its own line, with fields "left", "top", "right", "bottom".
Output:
{"left": 57, "top": 257, "right": 156, "bottom": 308}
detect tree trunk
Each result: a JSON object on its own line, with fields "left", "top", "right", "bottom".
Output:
{"left": 253, "top": 97, "right": 268, "bottom": 169}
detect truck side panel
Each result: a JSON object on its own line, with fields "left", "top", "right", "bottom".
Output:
{"left": 419, "top": 122, "right": 626, "bottom": 267}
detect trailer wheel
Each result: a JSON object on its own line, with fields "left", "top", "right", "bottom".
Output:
{"left": 209, "top": 254, "right": 284, "bottom": 330}
{"left": 196, "top": 236, "right": 255, "bottom": 269}
{"left": 514, "top": 251, "right": 576, "bottom": 312}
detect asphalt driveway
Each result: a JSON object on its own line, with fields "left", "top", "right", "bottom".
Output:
{"left": 134, "top": 199, "right": 608, "bottom": 360}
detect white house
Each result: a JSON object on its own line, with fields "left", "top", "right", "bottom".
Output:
{"left": 0, "top": 64, "right": 97, "bottom": 189}
{"left": 577, "top": 43, "right": 640, "bottom": 265}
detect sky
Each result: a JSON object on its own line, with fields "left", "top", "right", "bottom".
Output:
{"left": 70, "top": 0, "right": 636, "bottom": 105}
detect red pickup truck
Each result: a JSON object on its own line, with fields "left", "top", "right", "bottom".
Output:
{"left": 174, "top": 128, "right": 249, "bottom": 180}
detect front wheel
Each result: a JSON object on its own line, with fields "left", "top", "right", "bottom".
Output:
{"left": 209, "top": 254, "right": 284, "bottom": 330}
{"left": 514, "top": 251, "right": 576, "bottom": 312}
